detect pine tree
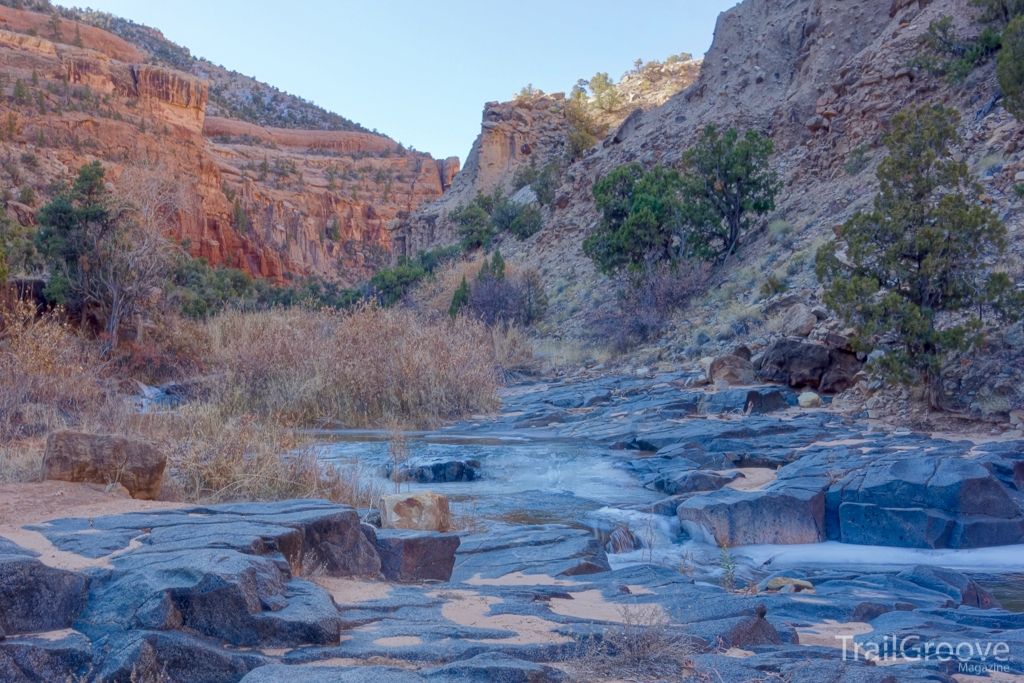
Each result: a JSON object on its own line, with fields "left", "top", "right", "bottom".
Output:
{"left": 73, "top": 24, "right": 84, "bottom": 48}
{"left": 998, "top": 16, "right": 1024, "bottom": 119}
{"left": 816, "top": 104, "right": 1023, "bottom": 403}
{"left": 449, "top": 276, "right": 470, "bottom": 318}
{"left": 489, "top": 248, "right": 505, "bottom": 280}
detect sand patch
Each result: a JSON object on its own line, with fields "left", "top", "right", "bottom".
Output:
{"left": 722, "top": 468, "right": 777, "bottom": 492}
{"left": 548, "top": 590, "right": 665, "bottom": 623}
{"left": 796, "top": 620, "right": 872, "bottom": 649}
{"left": 722, "top": 647, "right": 755, "bottom": 658}
{"left": 953, "top": 673, "right": 1024, "bottom": 682}
{"left": 313, "top": 577, "right": 392, "bottom": 605}
{"left": 373, "top": 636, "right": 422, "bottom": 647}
{"left": 463, "top": 571, "right": 582, "bottom": 587}
{"left": 436, "top": 589, "right": 571, "bottom": 645}
{"left": 797, "top": 439, "right": 871, "bottom": 450}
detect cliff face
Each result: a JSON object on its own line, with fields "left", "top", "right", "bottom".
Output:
{"left": 0, "top": 8, "right": 449, "bottom": 284}
{"left": 393, "top": 58, "right": 701, "bottom": 256}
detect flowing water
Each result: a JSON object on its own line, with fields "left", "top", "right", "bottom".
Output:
{"left": 321, "top": 431, "right": 1024, "bottom": 610}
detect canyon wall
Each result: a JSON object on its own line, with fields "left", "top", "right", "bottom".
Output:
{"left": 0, "top": 7, "right": 450, "bottom": 284}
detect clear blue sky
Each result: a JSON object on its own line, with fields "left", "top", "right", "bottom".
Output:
{"left": 65, "top": 1, "right": 738, "bottom": 161}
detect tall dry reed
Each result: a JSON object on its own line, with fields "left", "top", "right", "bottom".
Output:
{"left": 204, "top": 303, "right": 500, "bottom": 428}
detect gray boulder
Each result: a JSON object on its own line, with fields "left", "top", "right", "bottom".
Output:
{"left": 421, "top": 652, "right": 566, "bottom": 682}
{"left": 0, "top": 552, "right": 88, "bottom": 635}
{"left": 375, "top": 529, "right": 460, "bottom": 582}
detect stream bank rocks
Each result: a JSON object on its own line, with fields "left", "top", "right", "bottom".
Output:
{"left": 445, "top": 368, "right": 1024, "bottom": 550}
{"left": 3, "top": 503, "right": 1022, "bottom": 682}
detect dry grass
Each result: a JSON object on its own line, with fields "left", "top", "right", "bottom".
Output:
{"left": 205, "top": 303, "right": 500, "bottom": 429}
{"left": 408, "top": 255, "right": 488, "bottom": 318}
{"left": 491, "top": 322, "right": 536, "bottom": 376}
{"left": 0, "top": 301, "right": 108, "bottom": 443}
{"left": 568, "top": 604, "right": 693, "bottom": 682}
{"left": 154, "top": 408, "right": 380, "bottom": 505}
{"left": 0, "top": 298, "right": 502, "bottom": 504}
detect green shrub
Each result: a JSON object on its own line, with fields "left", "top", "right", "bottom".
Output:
{"left": 759, "top": 274, "right": 789, "bottom": 298}
{"left": 998, "top": 16, "right": 1024, "bottom": 118}
{"left": 816, "top": 104, "right": 1023, "bottom": 402}
{"left": 588, "top": 72, "right": 620, "bottom": 112}
{"left": 17, "top": 185, "right": 34, "bottom": 206}
{"left": 531, "top": 161, "right": 562, "bottom": 206}
{"left": 510, "top": 204, "right": 543, "bottom": 239}
{"left": 452, "top": 203, "right": 493, "bottom": 251}
{"left": 1014, "top": 183, "right": 1024, "bottom": 198}
{"left": 583, "top": 163, "right": 683, "bottom": 275}
{"left": 844, "top": 143, "right": 872, "bottom": 175}
{"left": 565, "top": 91, "right": 606, "bottom": 160}
{"left": 449, "top": 275, "right": 470, "bottom": 318}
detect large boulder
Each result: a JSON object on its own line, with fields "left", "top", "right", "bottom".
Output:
{"left": 451, "top": 526, "right": 610, "bottom": 582}
{"left": 756, "top": 339, "right": 831, "bottom": 389}
{"left": 380, "top": 491, "right": 451, "bottom": 532}
{"left": 0, "top": 631, "right": 93, "bottom": 683}
{"left": 421, "top": 652, "right": 567, "bottom": 682}
{"left": 374, "top": 529, "right": 460, "bottom": 582}
{"left": 677, "top": 487, "right": 827, "bottom": 546}
{"left": 836, "top": 457, "right": 1024, "bottom": 548}
{"left": 42, "top": 431, "right": 166, "bottom": 500}
{"left": 708, "top": 355, "right": 756, "bottom": 386}
{"left": 385, "top": 457, "right": 480, "bottom": 484}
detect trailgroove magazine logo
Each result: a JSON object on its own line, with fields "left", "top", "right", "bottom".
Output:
{"left": 837, "top": 635, "right": 1013, "bottom": 673}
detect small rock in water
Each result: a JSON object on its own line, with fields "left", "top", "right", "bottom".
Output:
{"left": 636, "top": 367, "right": 650, "bottom": 378}
{"left": 714, "top": 379, "right": 731, "bottom": 390}
{"left": 797, "top": 391, "right": 823, "bottom": 408}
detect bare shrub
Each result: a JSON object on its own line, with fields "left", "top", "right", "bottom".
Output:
{"left": 568, "top": 604, "right": 692, "bottom": 682}
{"left": 595, "top": 261, "right": 710, "bottom": 352}
{"left": 205, "top": 303, "right": 500, "bottom": 428}
{"left": 491, "top": 323, "right": 536, "bottom": 376}
{"left": 468, "top": 267, "right": 548, "bottom": 329}
{"left": 0, "top": 300, "right": 106, "bottom": 443}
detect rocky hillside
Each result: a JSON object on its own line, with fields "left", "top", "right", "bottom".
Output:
{"left": 392, "top": 57, "right": 701, "bottom": 255}
{"left": 399, "top": 0, "right": 1024, "bottom": 422}
{"left": 0, "top": 5, "right": 453, "bottom": 284}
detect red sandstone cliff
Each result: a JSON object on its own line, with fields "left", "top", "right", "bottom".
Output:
{"left": 0, "top": 7, "right": 450, "bottom": 284}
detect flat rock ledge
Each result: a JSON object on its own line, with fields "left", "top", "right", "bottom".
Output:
{"left": 2, "top": 500, "right": 1023, "bottom": 682}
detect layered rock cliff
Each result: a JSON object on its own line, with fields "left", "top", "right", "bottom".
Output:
{"left": 0, "top": 6, "right": 451, "bottom": 283}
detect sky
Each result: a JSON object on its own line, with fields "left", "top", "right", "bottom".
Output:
{"left": 65, "top": 1, "right": 739, "bottom": 161}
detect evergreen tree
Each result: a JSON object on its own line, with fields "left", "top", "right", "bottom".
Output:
{"left": 816, "top": 104, "right": 1023, "bottom": 402}
{"left": 449, "top": 276, "right": 470, "bottom": 318}
{"left": 998, "top": 16, "right": 1024, "bottom": 119}
{"left": 678, "top": 124, "right": 780, "bottom": 262}
{"left": 583, "top": 163, "right": 683, "bottom": 275}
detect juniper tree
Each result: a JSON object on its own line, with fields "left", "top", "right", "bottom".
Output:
{"left": 815, "top": 104, "right": 1023, "bottom": 403}
{"left": 678, "top": 124, "right": 780, "bottom": 262}
{"left": 998, "top": 16, "right": 1024, "bottom": 118}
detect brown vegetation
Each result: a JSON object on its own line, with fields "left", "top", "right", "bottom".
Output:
{"left": 0, "top": 299, "right": 502, "bottom": 503}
